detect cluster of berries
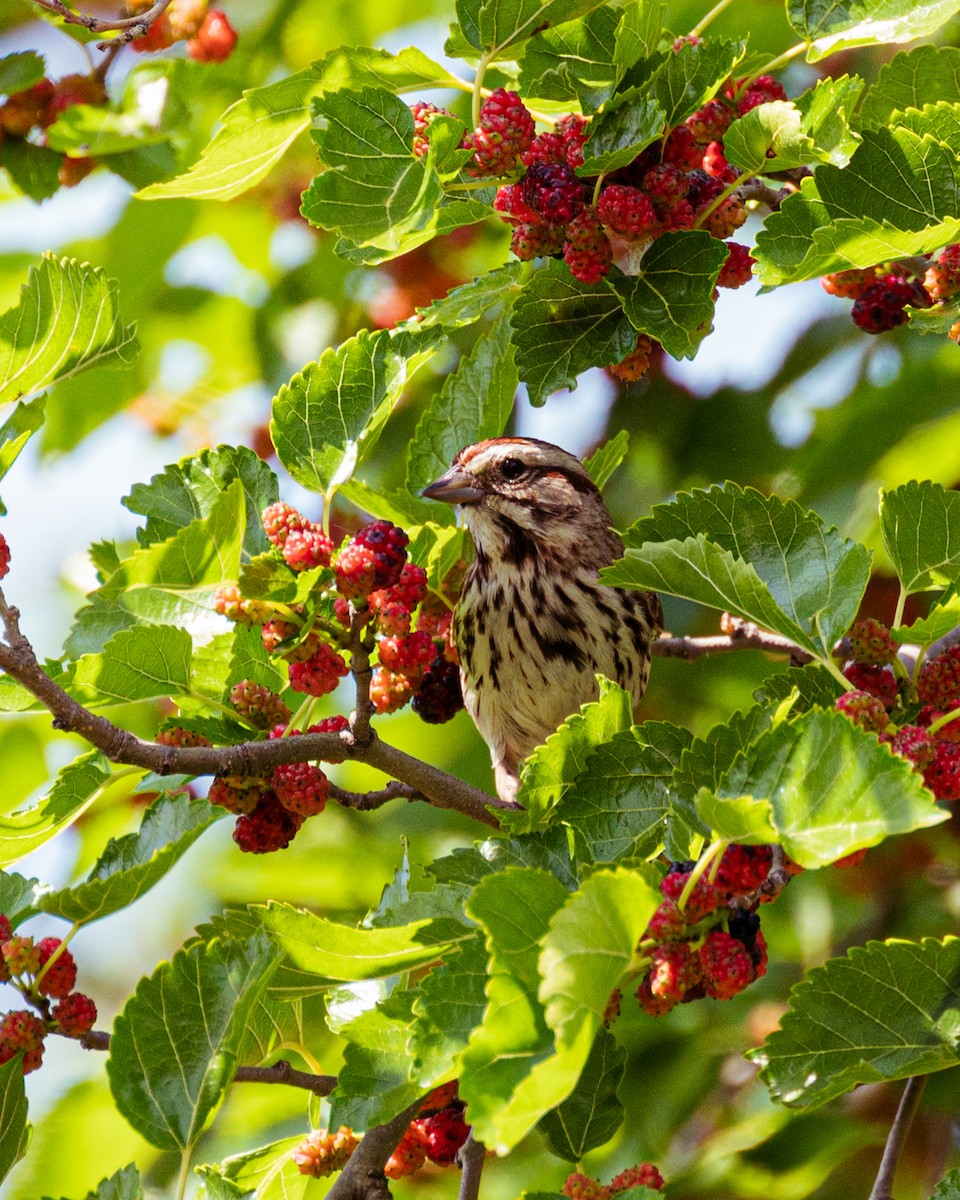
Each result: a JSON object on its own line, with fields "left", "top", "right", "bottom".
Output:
{"left": 384, "top": 1083, "right": 470, "bottom": 1177}
{"left": 130, "top": 0, "right": 238, "bottom": 62}
{"left": 632, "top": 846, "right": 772, "bottom": 1017}
{"left": 0, "top": 917, "right": 97, "bottom": 1074}
{"left": 821, "top": 246, "right": 960, "bottom": 337}
{"left": 562, "top": 1162, "right": 664, "bottom": 1200}
{"left": 198, "top": 507, "right": 461, "bottom": 852}
{"left": 0, "top": 70, "right": 108, "bottom": 188}
{"left": 409, "top": 62, "right": 780, "bottom": 380}
{"left": 292, "top": 1126, "right": 361, "bottom": 1178}
{"left": 0, "top": 532, "right": 9, "bottom": 580}
{"left": 834, "top": 619, "right": 960, "bottom": 802}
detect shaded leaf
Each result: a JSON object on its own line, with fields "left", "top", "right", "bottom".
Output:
{"left": 583, "top": 430, "right": 629, "bottom": 490}
{"left": 643, "top": 37, "right": 745, "bottom": 128}
{"left": 753, "top": 937, "right": 960, "bottom": 1106}
{"left": 64, "top": 1164, "right": 144, "bottom": 1200}
{"left": 0, "top": 254, "right": 138, "bottom": 406}
{"left": 0, "top": 52, "right": 45, "bottom": 95}
{"left": 108, "top": 933, "right": 280, "bottom": 1150}
{"left": 538, "top": 1027, "right": 625, "bottom": 1160}
{"left": 579, "top": 90, "right": 665, "bottom": 174}
{"left": 456, "top": 0, "right": 610, "bottom": 57}
{"left": 611, "top": 231, "right": 727, "bottom": 359}
{"left": 0, "top": 753, "right": 110, "bottom": 869}
{"left": 0, "top": 870, "right": 40, "bottom": 928}
{"left": 37, "top": 795, "right": 222, "bottom": 926}
{"left": 403, "top": 262, "right": 523, "bottom": 330}
{"left": 511, "top": 260, "right": 636, "bottom": 407}
{"left": 519, "top": 8, "right": 622, "bottom": 110}
{"left": 0, "top": 1056, "right": 28, "bottom": 1184}
{"left": 0, "top": 396, "right": 45, "bottom": 512}
{"left": 410, "top": 935, "right": 490, "bottom": 1081}
{"left": 328, "top": 992, "right": 420, "bottom": 1129}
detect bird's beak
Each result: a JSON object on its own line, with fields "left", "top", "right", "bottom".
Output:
{"left": 421, "top": 465, "right": 485, "bottom": 505}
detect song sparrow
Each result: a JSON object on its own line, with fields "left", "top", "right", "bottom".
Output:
{"left": 423, "top": 437, "right": 662, "bottom": 803}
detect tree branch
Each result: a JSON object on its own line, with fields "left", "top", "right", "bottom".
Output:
{"left": 78, "top": 1030, "right": 337, "bottom": 1095}
{"left": 457, "top": 1132, "right": 487, "bottom": 1200}
{"left": 29, "top": 0, "right": 176, "bottom": 48}
{"left": 0, "top": 597, "right": 505, "bottom": 827}
{"left": 652, "top": 616, "right": 815, "bottom": 665}
{"left": 327, "top": 1099, "right": 425, "bottom": 1200}
{"left": 868, "top": 1075, "right": 928, "bottom": 1200}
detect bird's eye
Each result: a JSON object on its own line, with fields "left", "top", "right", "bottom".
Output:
{"left": 500, "top": 458, "right": 526, "bottom": 481}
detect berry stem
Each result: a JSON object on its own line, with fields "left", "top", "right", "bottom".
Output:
{"left": 472, "top": 53, "right": 493, "bottom": 129}
{"left": 32, "top": 921, "right": 80, "bottom": 994}
{"left": 176, "top": 1148, "right": 192, "bottom": 1200}
{"left": 677, "top": 840, "right": 724, "bottom": 911}
{"left": 744, "top": 41, "right": 806, "bottom": 86}
{"left": 187, "top": 691, "right": 258, "bottom": 726}
{"left": 927, "top": 707, "right": 960, "bottom": 737}
{"left": 693, "top": 173, "right": 754, "bottom": 232}
{"left": 892, "top": 586, "right": 908, "bottom": 632}
{"left": 690, "top": 0, "right": 736, "bottom": 36}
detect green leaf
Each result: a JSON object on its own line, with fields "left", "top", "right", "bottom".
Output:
{"left": 0, "top": 254, "right": 138, "bottom": 406}
{"left": 65, "top": 1164, "right": 144, "bottom": 1200}
{"left": 578, "top": 89, "right": 665, "bottom": 174}
{"left": 892, "top": 590, "right": 960, "bottom": 647}
{"left": 108, "top": 933, "right": 280, "bottom": 1151}
{"left": 787, "top": 0, "right": 960, "bottom": 61}
{"left": 613, "top": 483, "right": 872, "bottom": 659}
{"left": 0, "top": 1055, "right": 29, "bottom": 1184}
{"left": 880, "top": 480, "right": 960, "bottom": 592}
{"left": 518, "top": 7, "right": 622, "bottom": 110}
{"left": 717, "top": 708, "right": 947, "bottom": 867}
{"left": 406, "top": 523, "right": 471, "bottom": 591}
{"left": 428, "top": 829, "right": 579, "bottom": 892}
{"left": 138, "top": 49, "right": 459, "bottom": 202}
{"left": 65, "top": 481, "right": 246, "bottom": 657}
{"left": 259, "top": 902, "right": 471, "bottom": 981}
{"left": 37, "top": 795, "right": 222, "bottom": 926}
{"left": 508, "top": 678, "right": 635, "bottom": 835}
{"left": 643, "top": 37, "right": 746, "bottom": 128}
{"left": 611, "top": 231, "right": 727, "bottom": 358}
{"left": 328, "top": 992, "right": 421, "bottom": 1129}
{"left": 858, "top": 46, "right": 960, "bottom": 131}
{"left": 400, "top": 262, "right": 523, "bottom": 331}
{"left": 0, "top": 396, "right": 45, "bottom": 513}
{"left": 271, "top": 327, "right": 441, "bottom": 496}
{"left": 557, "top": 723, "right": 692, "bottom": 860}
{"left": 723, "top": 101, "right": 816, "bottom": 173}
{"left": 73, "top": 625, "right": 193, "bottom": 703}
{"left": 0, "top": 870, "right": 40, "bottom": 928}
{"left": 794, "top": 75, "right": 864, "bottom": 167}
{"left": 196, "top": 1137, "right": 307, "bottom": 1200}
{"left": 456, "top": 0, "right": 610, "bottom": 57}
{"left": 583, "top": 430, "right": 629, "bottom": 490}
{"left": 511, "top": 260, "right": 636, "bottom": 407}
{"left": 933, "top": 1168, "right": 960, "bottom": 1200}
{"left": 409, "top": 935, "right": 490, "bottom": 1081}
{"left": 406, "top": 308, "right": 517, "bottom": 495}
{"left": 123, "top": 445, "right": 279, "bottom": 559}
{"left": 538, "top": 1027, "right": 625, "bottom": 1160}
{"left": 754, "top": 105, "right": 960, "bottom": 284}
{"left": 0, "top": 52, "right": 45, "bottom": 95}
{"left": 0, "top": 752, "right": 110, "bottom": 869}
{"left": 1, "top": 138, "right": 62, "bottom": 201}
{"left": 459, "top": 868, "right": 570, "bottom": 1151}
{"left": 753, "top": 937, "right": 960, "bottom": 1107}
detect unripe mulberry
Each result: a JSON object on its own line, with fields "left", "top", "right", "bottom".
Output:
{"left": 187, "top": 9, "right": 238, "bottom": 62}
{"left": 384, "top": 1125, "right": 428, "bottom": 1178}
{"left": 208, "top": 774, "right": 264, "bottom": 815}
{"left": 663, "top": 124, "right": 703, "bottom": 170}
{"left": 563, "top": 206, "right": 612, "bottom": 284}
{"left": 2, "top": 936, "right": 41, "bottom": 978}
{"left": 608, "top": 1163, "right": 664, "bottom": 1193}
{"left": 835, "top": 690, "right": 889, "bottom": 734}
{"left": 521, "top": 162, "right": 585, "bottom": 226}
{"left": 714, "top": 844, "right": 772, "bottom": 896}
{"left": 262, "top": 501, "right": 305, "bottom": 548}
{"left": 0, "top": 1010, "right": 46, "bottom": 1073}
{"left": 686, "top": 99, "right": 733, "bottom": 143}
{"left": 214, "top": 584, "right": 271, "bottom": 625}
{"left": 648, "top": 941, "right": 701, "bottom": 1002}
{"left": 701, "top": 193, "right": 746, "bottom": 238}
{"left": 51, "top": 991, "right": 97, "bottom": 1036}
{"left": 597, "top": 184, "right": 657, "bottom": 239}
{"left": 562, "top": 1172, "right": 605, "bottom": 1200}
{"left": 0, "top": 534, "right": 9, "bottom": 579}
{"left": 660, "top": 866, "right": 721, "bottom": 921}
{"left": 233, "top": 791, "right": 301, "bottom": 853}
{"left": 282, "top": 525, "right": 334, "bottom": 572}
{"left": 918, "top": 645, "right": 960, "bottom": 706}
{"left": 272, "top": 762, "right": 329, "bottom": 818}
{"left": 717, "top": 242, "right": 755, "bottom": 289}
{"left": 609, "top": 335, "right": 656, "bottom": 382}
{"left": 732, "top": 74, "right": 787, "bottom": 114}
{"left": 849, "top": 617, "right": 897, "bottom": 667}
{"left": 843, "top": 662, "right": 898, "bottom": 709}
{"left": 370, "top": 667, "right": 415, "bottom": 714}
{"left": 378, "top": 630, "right": 436, "bottom": 680}
{"left": 230, "top": 680, "right": 291, "bottom": 729}
{"left": 288, "top": 643, "right": 349, "bottom": 697}
{"left": 699, "top": 930, "right": 754, "bottom": 999}
{"left": 821, "top": 268, "right": 879, "bottom": 300}
{"left": 293, "top": 1126, "right": 360, "bottom": 1177}
{"left": 464, "top": 88, "right": 535, "bottom": 177}
{"left": 410, "top": 101, "right": 452, "bottom": 157}
{"left": 511, "top": 222, "right": 566, "bottom": 261}
{"left": 36, "top": 938, "right": 78, "bottom": 998}
{"left": 413, "top": 1107, "right": 470, "bottom": 1165}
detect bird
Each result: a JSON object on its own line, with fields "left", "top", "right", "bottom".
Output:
{"left": 422, "top": 437, "right": 662, "bottom": 803}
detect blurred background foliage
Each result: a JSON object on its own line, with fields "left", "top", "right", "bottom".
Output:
{"left": 2, "top": 0, "right": 960, "bottom": 1197}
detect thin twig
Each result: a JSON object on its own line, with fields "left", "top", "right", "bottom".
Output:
{"left": 78, "top": 1032, "right": 337, "bottom": 1095}
{"left": 868, "top": 1075, "right": 928, "bottom": 1200}
{"left": 652, "top": 618, "right": 814, "bottom": 665}
{"left": 30, "top": 0, "right": 176, "bottom": 48}
{"left": 348, "top": 604, "right": 377, "bottom": 748}
{"left": 457, "top": 1132, "right": 486, "bottom": 1200}
{"left": 738, "top": 178, "right": 791, "bottom": 211}
{"left": 330, "top": 780, "right": 422, "bottom": 812}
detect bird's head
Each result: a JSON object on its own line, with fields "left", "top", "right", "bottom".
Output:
{"left": 422, "top": 438, "right": 618, "bottom": 565}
